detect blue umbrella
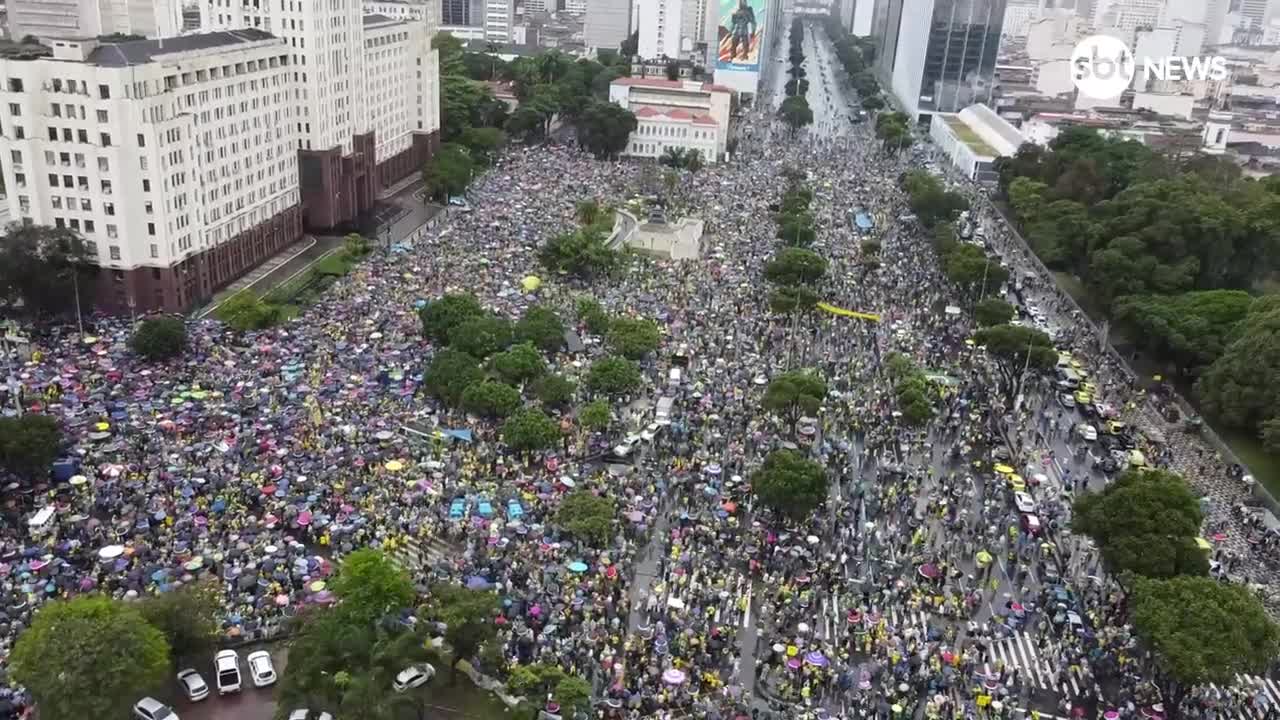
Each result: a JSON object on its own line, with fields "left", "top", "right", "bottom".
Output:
{"left": 466, "top": 576, "right": 492, "bottom": 590}
{"left": 567, "top": 561, "right": 588, "bottom": 573}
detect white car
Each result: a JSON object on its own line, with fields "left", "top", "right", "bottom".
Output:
{"left": 639, "top": 423, "right": 661, "bottom": 442}
{"left": 1078, "top": 424, "right": 1098, "bottom": 442}
{"left": 133, "top": 697, "right": 178, "bottom": 720}
{"left": 176, "top": 668, "right": 209, "bottom": 702}
{"left": 247, "top": 650, "right": 277, "bottom": 688}
{"left": 1013, "top": 491, "right": 1036, "bottom": 514}
{"left": 214, "top": 650, "right": 242, "bottom": 695}
{"left": 393, "top": 664, "right": 436, "bottom": 692}
{"left": 288, "top": 711, "right": 335, "bottom": 720}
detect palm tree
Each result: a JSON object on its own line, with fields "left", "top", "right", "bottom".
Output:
{"left": 485, "top": 40, "right": 503, "bottom": 79}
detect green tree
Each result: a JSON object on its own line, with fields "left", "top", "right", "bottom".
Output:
{"left": 330, "top": 549, "right": 416, "bottom": 626}
{"left": 1131, "top": 575, "right": 1280, "bottom": 719}
{"left": 944, "top": 244, "right": 1008, "bottom": 294}
{"left": 779, "top": 96, "right": 814, "bottom": 132}
{"left": 585, "top": 356, "right": 643, "bottom": 396}
{"left": 972, "top": 323, "right": 1057, "bottom": 405}
{"left": 448, "top": 315, "right": 514, "bottom": 359}
{"left": 129, "top": 316, "right": 188, "bottom": 361}
{"left": 423, "top": 142, "right": 475, "bottom": 200}
{"left": 532, "top": 373, "right": 576, "bottom": 408}
{"left": 769, "top": 285, "right": 820, "bottom": 314}
{"left": 11, "top": 596, "right": 170, "bottom": 720}
{"left": 575, "top": 199, "right": 604, "bottom": 227}
{"left": 1007, "top": 176, "right": 1048, "bottom": 222}
{"left": 860, "top": 239, "right": 881, "bottom": 255}
{"left": 422, "top": 584, "right": 500, "bottom": 677}
{"left": 576, "top": 100, "right": 637, "bottom": 158}
{"left": 0, "top": 414, "right": 62, "bottom": 482}
{"left": 974, "top": 297, "right": 1015, "bottom": 327}
{"left": 461, "top": 380, "right": 523, "bottom": 419}
{"left": 515, "top": 305, "right": 566, "bottom": 353}
{"left": 1115, "top": 290, "right": 1253, "bottom": 376}
{"left": 763, "top": 371, "right": 827, "bottom": 433}
{"left": 579, "top": 399, "right": 612, "bottom": 431}
{"left": 419, "top": 293, "right": 485, "bottom": 344}
{"left": 575, "top": 295, "right": 612, "bottom": 335}
{"left": 507, "top": 663, "right": 592, "bottom": 715}
{"left": 751, "top": 450, "right": 829, "bottom": 523}
{"left": 554, "top": 490, "right": 616, "bottom": 545}
{"left": 1194, "top": 295, "right": 1280, "bottom": 433}
{"left": 538, "top": 227, "right": 621, "bottom": 279}
{"left": 0, "top": 224, "right": 94, "bottom": 318}
{"left": 424, "top": 349, "right": 485, "bottom": 406}
{"left": 491, "top": 342, "right": 547, "bottom": 385}
{"left": 504, "top": 105, "right": 546, "bottom": 142}
{"left": 884, "top": 353, "right": 935, "bottom": 426}
{"left": 136, "top": 580, "right": 221, "bottom": 661}
{"left": 861, "top": 95, "right": 884, "bottom": 110}
{"left": 502, "top": 408, "right": 561, "bottom": 452}
{"left": 764, "top": 247, "right": 828, "bottom": 286}
{"left": 459, "top": 126, "right": 505, "bottom": 165}
{"left": 606, "top": 316, "right": 662, "bottom": 360}
{"left": 1072, "top": 469, "right": 1208, "bottom": 579}
{"left": 217, "top": 291, "right": 284, "bottom": 331}
{"left": 778, "top": 214, "right": 817, "bottom": 247}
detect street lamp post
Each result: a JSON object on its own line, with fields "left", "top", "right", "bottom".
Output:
{"left": 71, "top": 268, "right": 84, "bottom": 338}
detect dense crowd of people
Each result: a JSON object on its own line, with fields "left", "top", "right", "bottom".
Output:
{"left": 1, "top": 19, "right": 1280, "bottom": 720}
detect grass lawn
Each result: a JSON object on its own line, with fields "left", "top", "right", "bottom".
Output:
{"left": 1213, "top": 425, "right": 1280, "bottom": 500}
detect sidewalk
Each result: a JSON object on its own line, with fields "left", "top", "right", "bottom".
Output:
{"left": 195, "top": 235, "right": 344, "bottom": 318}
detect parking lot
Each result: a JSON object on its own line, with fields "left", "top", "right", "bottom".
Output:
{"left": 171, "top": 644, "right": 286, "bottom": 720}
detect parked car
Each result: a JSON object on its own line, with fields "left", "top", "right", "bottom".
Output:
{"left": 393, "top": 664, "right": 436, "bottom": 692}
{"left": 1058, "top": 393, "right": 1076, "bottom": 409}
{"left": 134, "top": 698, "right": 178, "bottom": 720}
{"left": 1077, "top": 424, "right": 1098, "bottom": 442}
{"left": 176, "top": 669, "right": 209, "bottom": 702}
{"left": 247, "top": 650, "right": 277, "bottom": 688}
{"left": 215, "top": 650, "right": 242, "bottom": 695}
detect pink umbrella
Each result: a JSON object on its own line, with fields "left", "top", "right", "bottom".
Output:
{"left": 274, "top": 594, "right": 290, "bottom": 606}
{"left": 297, "top": 511, "right": 312, "bottom": 526}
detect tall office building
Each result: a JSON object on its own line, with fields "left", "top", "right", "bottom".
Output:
{"left": 0, "top": 31, "right": 303, "bottom": 312}
{"left": 1240, "top": 0, "right": 1268, "bottom": 27}
{"left": 199, "top": 0, "right": 441, "bottom": 228}
{"left": 483, "top": 0, "right": 513, "bottom": 40}
{"left": 441, "top": 0, "right": 480, "bottom": 25}
{"left": 872, "top": 0, "right": 1006, "bottom": 119}
{"left": 585, "top": 0, "right": 631, "bottom": 51}
{"left": 9, "top": 0, "right": 181, "bottom": 41}
{"left": 638, "top": 0, "right": 682, "bottom": 58}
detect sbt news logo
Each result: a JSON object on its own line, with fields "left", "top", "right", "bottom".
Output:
{"left": 1070, "top": 34, "right": 1228, "bottom": 98}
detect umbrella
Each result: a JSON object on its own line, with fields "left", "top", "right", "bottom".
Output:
{"left": 566, "top": 561, "right": 588, "bottom": 573}
{"left": 385, "top": 460, "right": 404, "bottom": 472}
{"left": 975, "top": 550, "right": 993, "bottom": 568}
{"left": 521, "top": 275, "right": 542, "bottom": 291}
{"left": 374, "top": 430, "right": 394, "bottom": 441}
{"left": 918, "top": 563, "right": 940, "bottom": 579}
{"left": 98, "top": 545, "right": 125, "bottom": 560}
{"left": 804, "top": 651, "right": 829, "bottom": 667}
{"left": 466, "top": 575, "right": 492, "bottom": 590}
{"left": 993, "top": 464, "right": 1014, "bottom": 474}
{"left": 662, "top": 669, "right": 687, "bottom": 685}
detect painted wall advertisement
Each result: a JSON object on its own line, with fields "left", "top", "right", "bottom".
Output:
{"left": 715, "top": 0, "right": 766, "bottom": 71}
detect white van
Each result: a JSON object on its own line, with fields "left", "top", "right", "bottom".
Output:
{"left": 667, "top": 368, "right": 682, "bottom": 388}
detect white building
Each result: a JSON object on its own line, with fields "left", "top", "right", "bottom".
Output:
{"left": 565, "top": 0, "right": 587, "bottom": 14}
{"left": 362, "top": 0, "right": 434, "bottom": 21}
{"left": 928, "top": 103, "right": 1025, "bottom": 181}
{"left": 638, "top": 0, "right": 682, "bottom": 59}
{"left": 9, "top": 0, "right": 181, "bottom": 41}
{"left": 483, "top": 0, "right": 513, "bottom": 41}
{"left": 198, "top": 0, "right": 441, "bottom": 228}
{"left": 0, "top": 31, "right": 303, "bottom": 313}
{"left": 609, "top": 77, "right": 732, "bottom": 163}
{"left": 585, "top": 0, "right": 631, "bottom": 53}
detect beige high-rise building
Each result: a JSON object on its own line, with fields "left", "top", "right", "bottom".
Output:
{"left": 9, "top": 0, "right": 181, "bottom": 41}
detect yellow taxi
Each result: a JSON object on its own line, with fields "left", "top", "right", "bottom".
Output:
{"left": 1074, "top": 390, "right": 1092, "bottom": 406}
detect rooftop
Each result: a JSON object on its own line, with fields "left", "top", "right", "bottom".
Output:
{"left": 612, "top": 76, "right": 732, "bottom": 94}
{"left": 943, "top": 116, "right": 1000, "bottom": 157}
{"left": 86, "top": 28, "right": 276, "bottom": 66}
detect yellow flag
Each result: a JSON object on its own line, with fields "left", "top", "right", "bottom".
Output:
{"left": 816, "top": 302, "right": 881, "bottom": 321}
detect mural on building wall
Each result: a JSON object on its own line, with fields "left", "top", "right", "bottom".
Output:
{"left": 715, "top": 0, "right": 766, "bottom": 71}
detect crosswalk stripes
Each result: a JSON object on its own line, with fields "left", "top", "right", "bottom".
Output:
{"left": 1221, "top": 673, "right": 1280, "bottom": 720}
{"left": 812, "top": 592, "right": 931, "bottom": 641}
{"left": 390, "top": 535, "right": 456, "bottom": 578}
{"left": 982, "top": 631, "right": 1085, "bottom": 697}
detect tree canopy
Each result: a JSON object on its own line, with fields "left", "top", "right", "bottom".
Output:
{"left": 1195, "top": 296, "right": 1280, "bottom": 448}
{"left": 423, "top": 142, "right": 475, "bottom": 200}
{"left": 11, "top": 595, "right": 170, "bottom": 720}
{"left": 606, "top": 316, "right": 662, "bottom": 360}
{"left": 421, "top": 584, "right": 500, "bottom": 675}
{"left": 448, "top": 314, "right": 514, "bottom": 359}
{"left": 1115, "top": 290, "right": 1253, "bottom": 376}
{"left": 129, "top": 316, "right": 188, "bottom": 361}
{"left": 763, "top": 371, "right": 827, "bottom": 430}
{"left": 972, "top": 324, "right": 1057, "bottom": 404}
{"left": 502, "top": 408, "right": 561, "bottom": 452}
{"left": 419, "top": 293, "right": 485, "bottom": 344}
{"left": 576, "top": 100, "right": 637, "bottom": 158}
{"left": 554, "top": 490, "right": 616, "bottom": 545}
{"left": 1131, "top": 575, "right": 1280, "bottom": 714}
{"left": 752, "top": 450, "right": 829, "bottom": 523}
{"left": 460, "top": 380, "right": 523, "bottom": 419}
{"left": 424, "top": 349, "right": 484, "bottom": 407}
{"left": 330, "top": 548, "right": 416, "bottom": 626}
{"left": 491, "top": 341, "right": 547, "bottom": 385}
{"left": 0, "top": 224, "right": 94, "bottom": 318}
{"left": 1071, "top": 469, "right": 1207, "bottom": 579}
{"left": 974, "top": 297, "right": 1016, "bottom": 327}
{"left": 585, "top": 356, "right": 642, "bottom": 396}
{"left": 136, "top": 580, "right": 222, "bottom": 661}
{"left": 538, "top": 226, "right": 622, "bottom": 279}
{"left": 0, "top": 414, "right": 62, "bottom": 482}
{"left": 764, "top": 247, "right": 828, "bottom": 286}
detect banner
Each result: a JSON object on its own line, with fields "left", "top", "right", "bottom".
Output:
{"left": 817, "top": 302, "right": 881, "bottom": 322}
{"left": 716, "top": 0, "right": 767, "bottom": 71}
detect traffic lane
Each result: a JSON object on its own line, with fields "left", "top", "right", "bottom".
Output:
{"left": 178, "top": 644, "right": 288, "bottom": 720}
